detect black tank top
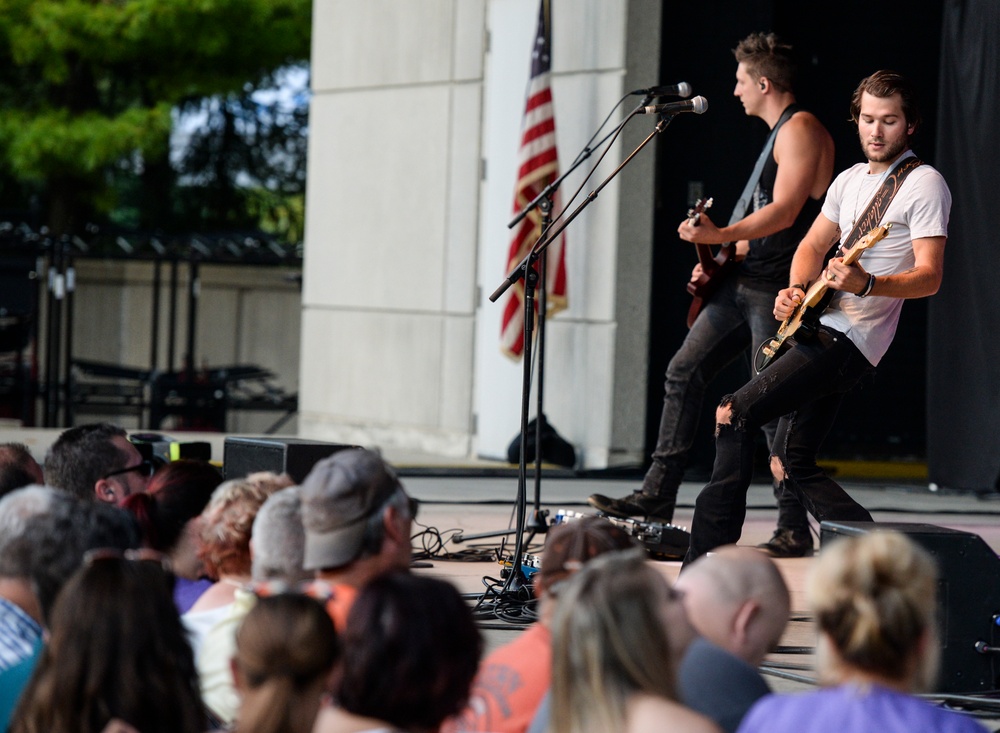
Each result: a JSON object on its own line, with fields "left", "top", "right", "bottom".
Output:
{"left": 739, "top": 104, "right": 824, "bottom": 288}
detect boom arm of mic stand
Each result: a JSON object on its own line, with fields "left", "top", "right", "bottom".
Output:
{"left": 507, "top": 118, "right": 624, "bottom": 231}
{"left": 491, "top": 113, "right": 674, "bottom": 304}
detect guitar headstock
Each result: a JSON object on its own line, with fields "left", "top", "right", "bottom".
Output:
{"left": 687, "top": 197, "right": 713, "bottom": 224}
{"left": 842, "top": 223, "right": 892, "bottom": 263}
{"left": 856, "top": 223, "right": 893, "bottom": 252}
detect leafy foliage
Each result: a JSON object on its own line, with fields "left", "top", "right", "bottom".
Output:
{"left": 0, "top": 0, "right": 312, "bottom": 236}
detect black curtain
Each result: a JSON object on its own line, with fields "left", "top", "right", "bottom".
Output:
{"left": 927, "top": 0, "right": 1000, "bottom": 492}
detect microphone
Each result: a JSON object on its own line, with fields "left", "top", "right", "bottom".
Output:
{"left": 631, "top": 82, "right": 692, "bottom": 98}
{"left": 638, "top": 96, "right": 708, "bottom": 116}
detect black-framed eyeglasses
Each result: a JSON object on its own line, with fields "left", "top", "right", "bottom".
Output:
{"left": 407, "top": 495, "right": 420, "bottom": 520}
{"left": 103, "top": 460, "right": 155, "bottom": 480}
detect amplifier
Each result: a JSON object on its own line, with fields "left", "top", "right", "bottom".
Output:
{"left": 223, "top": 436, "right": 360, "bottom": 484}
{"left": 821, "top": 521, "right": 1000, "bottom": 694}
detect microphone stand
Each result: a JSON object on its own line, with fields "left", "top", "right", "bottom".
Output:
{"left": 451, "top": 118, "right": 628, "bottom": 550}
{"left": 471, "top": 110, "right": 679, "bottom": 597}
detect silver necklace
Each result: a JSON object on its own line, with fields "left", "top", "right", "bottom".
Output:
{"left": 852, "top": 168, "right": 891, "bottom": 226}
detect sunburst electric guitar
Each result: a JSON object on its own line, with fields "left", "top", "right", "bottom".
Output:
{"left": 684, "top": 197, "right": 737, "bottom": 328}
{"left": 754, "top": 223, "right": 892, "bottom": 372}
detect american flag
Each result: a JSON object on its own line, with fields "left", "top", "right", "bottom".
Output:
{"left": 500, "top": 0, "right": 568, "bottom": 360}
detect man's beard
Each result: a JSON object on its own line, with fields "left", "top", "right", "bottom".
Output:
{"left": 860, "top": 133, "right": 909, "bottom": 163}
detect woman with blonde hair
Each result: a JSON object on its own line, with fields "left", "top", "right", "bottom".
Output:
{"left": 549, "top": 549, "right": 719, "bottom": 733}
{"left": 231, "top": 593, "right": 339, "bottom": 733}
{"left": 736, "top": 530, "right": 984, "bottom": 733}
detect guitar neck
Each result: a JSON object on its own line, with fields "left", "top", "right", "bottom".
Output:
{"left": 695, "top": 242, "right": 733, "bottom": 269}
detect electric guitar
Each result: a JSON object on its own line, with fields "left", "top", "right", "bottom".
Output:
{"left": 685, "top": 197, "right": 737, "bottom": 328}
{"left": 754, "top": 223, "right": 892, "bottom": 372}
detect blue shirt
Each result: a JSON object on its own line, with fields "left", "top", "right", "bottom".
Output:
{"left": 0, "top": 598, "right": 42, "bottom": 672}
{"left": 737, "top": 683, "right": 986, "bottom": 733}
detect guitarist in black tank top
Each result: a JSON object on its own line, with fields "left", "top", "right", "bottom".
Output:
{"left": 589, "top": 32, "right": 835, "bottom": 558}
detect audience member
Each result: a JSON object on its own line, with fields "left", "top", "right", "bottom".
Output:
{"left": 0, "top": 487, "right": 62, "bottom": 674}
{"left": 672, "top": 546, "right": 790, "bottom": 732}
{"left": 313, "top": 572, "right": 482, "bottom": 733}
{"left": 298, "top": 448, "right": 416, "bottom": 629}
{"left": 43, "top": 423, "right": 153, "bottom": 503}
{"left": 250, "top": 485, "right": 309, "bottom": 584}
{"left": 528, "top": 542, "right": 787, "bottom": 733}
{"left": 736, "top": 531, "right": 985, "bottom": 733}
{"left": 10, "top": 550, "right": 206, "bottom": 733}
{"left": 0, "top": 493, "right": 140, "bottom": 729}
{"left": 231, "top": 593, "right": 338, "bottom": 733}
{"left": 548, "top": 549, "right": 720, "bottom": 733}
{"left": 0, "top": 486, "right": 70, "bottom": 728}
{"left": 0, "top": 444, "right": 43, "bottom": 498}
{"left": 445, "top": 515, "right": 640, "bottom": 733}
{"left": 198, "top": 485, "right": 308, "bottom": 725}
{"left": 181, "top": 477, "right": 275, "bottom": 656}
{"left": 120, "top": 458, "right": 224, "bottom": 612}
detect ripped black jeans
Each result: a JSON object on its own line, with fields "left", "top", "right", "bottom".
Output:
{"left": 684, "top": 326, "right": 875, "bottom": 564}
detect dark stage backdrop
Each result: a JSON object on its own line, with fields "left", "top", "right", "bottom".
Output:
{"left": 645, "top": 0, "right": 993, "bottom": 483}
{"left": 927, "top": 0, "right": 1000, "bottom": 492}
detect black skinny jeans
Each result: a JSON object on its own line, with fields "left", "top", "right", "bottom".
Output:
{"left": 684, "top": 326, "right": 876, "bottom": 564}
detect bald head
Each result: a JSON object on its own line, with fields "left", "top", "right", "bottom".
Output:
{"left": 674, "top": 545, "right": 790, "bottom": 666}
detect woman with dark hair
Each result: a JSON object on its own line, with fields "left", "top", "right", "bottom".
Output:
{"left": 120, "top": 459, "right": 223, "bottom": 612}
{"left": 314, "top": 572, "right": 482, "bottom": 733}
{"left": 10, "top": 552, "right": 207, "bottom": 733}
{"left": 231, "top": 593, "right": 339, "bottom": 733}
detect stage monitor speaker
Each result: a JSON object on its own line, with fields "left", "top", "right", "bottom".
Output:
{"left": 820, "top": 521, "right": 1000, "bottom": 694}
{"left": 223, "top": 437, "right": 361, "bottom": 484}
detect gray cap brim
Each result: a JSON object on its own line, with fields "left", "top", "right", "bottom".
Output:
{"left": 303, "top": 519, "right": 368, "bottom": 571}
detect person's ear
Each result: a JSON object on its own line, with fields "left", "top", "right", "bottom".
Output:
{"left": 759, "top": 78, "right": 767, "bottom": 92}
{"left": 732, "top": 599, "right": 759, "bottom": 648}
{"left": 382, "top": 505, "right": 406, "bottom": 543}
{"left": 94, "top": 478, "right": 118, "bottom": 503}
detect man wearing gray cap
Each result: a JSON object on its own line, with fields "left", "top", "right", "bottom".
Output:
{"left": 299, "top": 447, "right": 417, "bottom": 629}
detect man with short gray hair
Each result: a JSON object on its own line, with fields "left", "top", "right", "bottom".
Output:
{"left": 250, "top": 485, "right": 309, "bottom": 584}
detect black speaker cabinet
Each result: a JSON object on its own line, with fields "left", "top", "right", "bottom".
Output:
{"left": 223, "top": 437, "right": 360, "bottom": 484}
{"left": 820, "top": 521, "right": 1000, "bottom": 694}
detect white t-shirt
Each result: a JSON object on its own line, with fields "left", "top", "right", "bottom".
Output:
{"left": 819, "top": 152, "right": 951, "bottom": 365}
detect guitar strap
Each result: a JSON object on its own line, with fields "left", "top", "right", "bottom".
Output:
{"left": 833, "top": 153, "right": 924, "bottom": 254}
{"left": 728, "top": 104, "right": 800, "bottom": 226}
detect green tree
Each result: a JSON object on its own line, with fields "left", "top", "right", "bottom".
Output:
{"left": 0, "top": 0, "right": 311, "bottom": 235}
{"left": 169, "top": 62, "right": 309, "bottom": 242}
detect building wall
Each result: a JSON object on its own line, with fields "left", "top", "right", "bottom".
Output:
{"left": 299, "top": 0, "right": 660, "bottom": 466}
{"left": 65, "top": 259, "right": 301, "bottom": 435}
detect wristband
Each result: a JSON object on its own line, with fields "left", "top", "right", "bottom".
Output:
{"left": 856, "top": 273, "right": 876, "bottom": 298}
{"left": 789, "top": 282, "right": 805, "bottom": 291}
